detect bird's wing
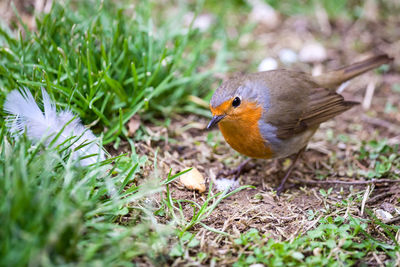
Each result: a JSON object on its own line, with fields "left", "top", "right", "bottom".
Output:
{"left": 274, "top": 88, "right": 358, "bottom": 139}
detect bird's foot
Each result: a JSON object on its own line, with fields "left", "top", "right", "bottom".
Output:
{"left": 217, "top": 159, "right": 253, "bottom": 179}
{"left": 275, "top": 181, "right": 287, "bottom": 196}
{"left": 275, "top": 147, "right": 306, "bottom": 196}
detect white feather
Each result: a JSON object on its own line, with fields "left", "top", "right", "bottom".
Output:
{"left": 4, "top": 88, "right": 105, "bottom": 166}
{"left": 214, "top": 178, "right": 240, "bottom": 192}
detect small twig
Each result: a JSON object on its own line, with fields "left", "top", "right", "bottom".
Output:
{"left": 304, "top": 215, "right": 323, "bottom": 233}
{"left": 367, "top": 191, "right": 395, "bottom": 204}
{"left": 385, "top": 216, "right": 400, "bottom": 225}
{"left": 294, "top": 178, "right": 400, "bottom": 186}
{"left": 361, "top": 114, "right": 400, "bottom": 133}
{"left": 354, "top": 159, "right": 368, "bottom": 171}
{"left": 362, "top": 79, "right": 376, "bottom": 110}
{"left": 372, "top": 252, "right": 384, "bottom": 267}
{"left": 360, "top": 185, "right": 372, "bottom": 216}
{"left": 388, "top": 135, "right": 400, "bottom": 146}
{"left": 336, "top": 80, "right": 350, "bottom": 94}
{"left": 315, "top": 4, "right": 331, "bottom": 35}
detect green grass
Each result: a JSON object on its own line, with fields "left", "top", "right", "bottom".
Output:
{"left": 358, "top": 139, "right": 400, "bottom": 179}
{"left": 0, "top": 132, "right": 174, "bottom": 265}
{"left": 0, "top": 0, "right": 222, "bottom": 145}
{"left": 163, "top": 181, "right": 253, "bottom": 260}
{"left": 233, "top": 215, "right": 399, "bottom": 266}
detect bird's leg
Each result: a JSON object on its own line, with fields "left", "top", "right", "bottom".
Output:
{"left": 217, "top": 158, "right": 253, "bottom": 179}
{"left": 276, "top": 147, "right": 306, "bottom": 196}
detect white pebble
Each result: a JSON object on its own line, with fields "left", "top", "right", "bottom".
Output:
{"left": 248, "top": 0, "right": 280, "bottom": 29}
{"left": 193, "top": 14, "right": 214, "bottom": 32}
{"left": 258, "top": 57, "right": 278, "bottom": 72}
{"left": 375, "top": 209, "right": 393, "bottom": 222}
{"left": 299, "top": 43, "right": 327, "bottom": 63}
{"left": 214, "top": 178, "right": 240, "bottom": 192}
{"left": 184, "top": 13, "right": 214, "bottom": 32}
{"left": 337, "top": 142, "right": 347, "bottom": 150}
{"left": 278, "top": 48, "right": 298, "bottom": 64}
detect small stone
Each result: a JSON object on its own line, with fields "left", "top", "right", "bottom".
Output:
{"left": 279, "top": 48, "right": 298, "bottom": 64}
{"left": 375, "top": 209, "right": 394, "bottom": 222}
{"left": 258, "top": 57, "right": 278, "bottom": 72}
{"left": 337, "top": 142, "right": 346, "bottom": 150}
{"left": 299, "top": 43, "right": 327, "bottom": 63}
{"left": 193, "top": 14, "right": 214, "bottom": 32}
{"left": 248, "top": 0, "right": 280, "bottom": 29}
{"left": 184, "top": 13, "right": 214, "bottom": 32}
{"left": 313, "top": 247, "right": 322, "bottom": 256}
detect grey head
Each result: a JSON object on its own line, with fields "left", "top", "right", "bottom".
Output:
{"left": 210, "top": 73, "right": 271, "bottom": 112}
{"left": 212, "top": 74, "right": 270, "bottom": 108}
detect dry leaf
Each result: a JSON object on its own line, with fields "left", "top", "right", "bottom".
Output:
{"left": 180, "top": 167, "right": 206, "bottom": 193}
{"left": 127, "top": 114, "right": 141, "bottom": 137}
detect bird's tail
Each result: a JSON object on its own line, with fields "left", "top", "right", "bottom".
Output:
{"left": 313, "top": 54, "right": 393, "bottom": 88}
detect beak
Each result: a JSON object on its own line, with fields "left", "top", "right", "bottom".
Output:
{"left": 207, "top": 115, "right": 226, "bottom": 129}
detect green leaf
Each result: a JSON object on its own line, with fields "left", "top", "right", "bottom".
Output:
{"left": 325, "top": 239, "right": 336, "bottom": 249}
{"left": 169, "top": 244, "right": 184, "bottom": 257}
{"left": 291, "top": 251, "right": 304, "bottom": 260}
{"left": 188, "top": 238, "right": 200, "bottom": 248}
{"left": 308, "top": 228, "right": 324, "bottom": 239}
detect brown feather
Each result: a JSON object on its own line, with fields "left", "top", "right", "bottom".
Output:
{"left": 276, "top": 89, "right": 359, "bottom": 139}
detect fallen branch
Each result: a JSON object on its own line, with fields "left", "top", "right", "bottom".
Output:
{"left": 294, "top": 178, "right": 400, "bottom": 186}
{"left": 361, "top": 114, "right": 400, "bottom": 133}
{"left": 366, "top": 191, "right": 395, "bottom": 204}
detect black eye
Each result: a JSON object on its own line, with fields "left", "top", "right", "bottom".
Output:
{"left": 232, "top": 97, "right": 241, "bottom": 107}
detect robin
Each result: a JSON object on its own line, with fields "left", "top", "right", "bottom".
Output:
{"left": 207, "top": 54, "right": 392, "bottom": 195}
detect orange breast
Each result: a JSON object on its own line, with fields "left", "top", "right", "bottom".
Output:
{"left": 218, "top": 103, "right": 273, "bottom": 159}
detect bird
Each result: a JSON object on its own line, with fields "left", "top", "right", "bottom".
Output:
{"left": 207, "top": 54, "right": 392, "bottom": 195}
